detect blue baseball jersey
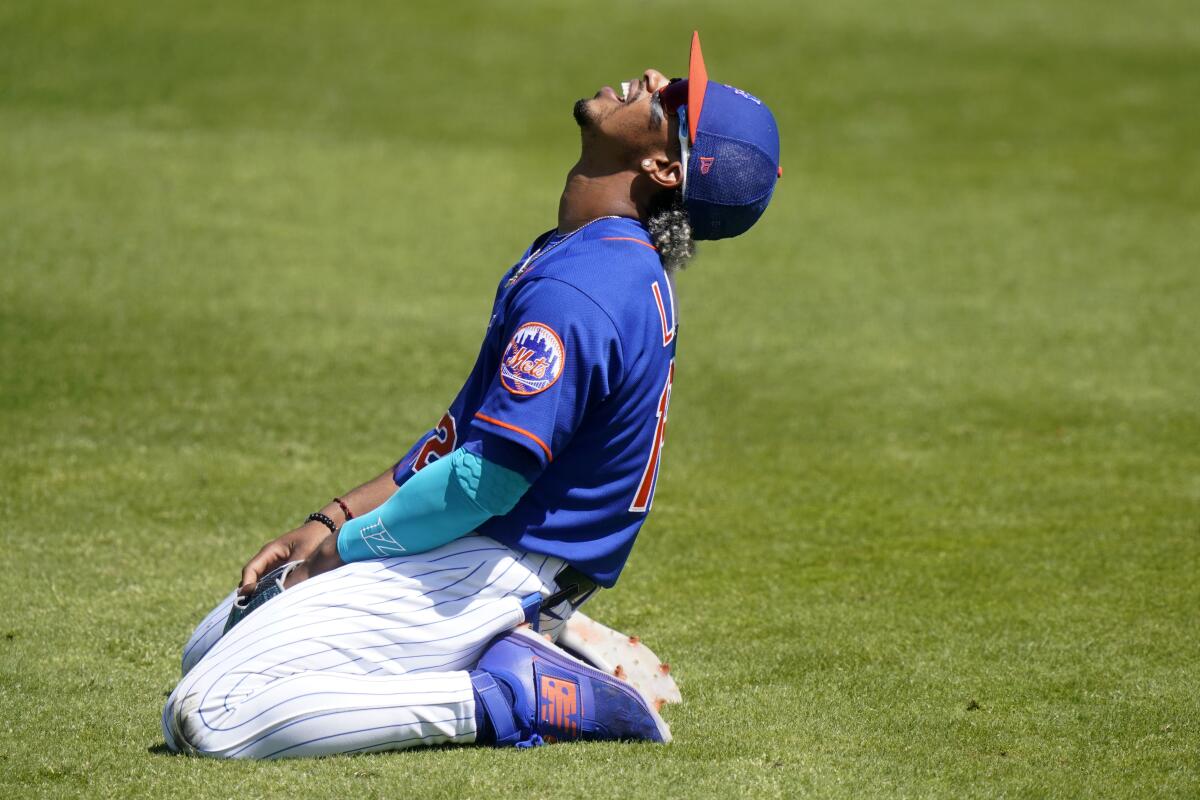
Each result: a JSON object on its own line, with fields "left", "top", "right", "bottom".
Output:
{"left": 391, "top": 217, "right": 679, "bottom": 587}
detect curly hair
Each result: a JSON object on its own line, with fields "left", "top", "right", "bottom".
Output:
{"left": 646, "top": 189, "right": 696, "bottom": 274}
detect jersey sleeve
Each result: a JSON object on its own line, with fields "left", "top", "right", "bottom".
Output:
{"left": 391, "top": 431, "right": 433, "bottom": 484}
{"left": 471, "top": 277, "right": 624, "bottom": 469}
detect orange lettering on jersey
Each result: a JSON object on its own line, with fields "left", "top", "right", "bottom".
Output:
{"left": 505, "top": 346, "right": 536, "bottom": 370}
{"left": 651, "top": 281, "right": 676, "bottom": 346}
{"left": 630, "top": 361, "right": 674, "bottom": 512}
{"left": 538, "top": 675, "right": 580, "bottom": 736}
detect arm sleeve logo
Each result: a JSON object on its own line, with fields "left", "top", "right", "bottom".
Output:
{"left": 500, "top": 322, "right": 565, "bottom": 396}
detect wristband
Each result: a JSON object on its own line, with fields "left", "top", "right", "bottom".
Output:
{"left": 306, "top": 512, "right": 338, "bottom": 534}
{"left": 333, "top": 497, "right": 354, "bottom": 521}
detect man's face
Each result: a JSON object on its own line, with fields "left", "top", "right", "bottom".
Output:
{"left": 574, "top": 68, "right": 680, "bottom": 163}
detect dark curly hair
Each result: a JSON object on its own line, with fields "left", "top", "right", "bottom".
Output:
{"left": 646, "top": 189, "right": 696, "bottom": 274}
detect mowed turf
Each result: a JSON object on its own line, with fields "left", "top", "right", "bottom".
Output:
{"left": 2, "top": 1, "right": 1198, "bottom": 797}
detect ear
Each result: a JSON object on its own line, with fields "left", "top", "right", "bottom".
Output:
{"left": 640, "top": 154, "right": 683, "bottom": 191}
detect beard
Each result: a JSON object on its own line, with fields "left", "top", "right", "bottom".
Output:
{"left": 573, "top": 98, "right": 594, "bottom": 128}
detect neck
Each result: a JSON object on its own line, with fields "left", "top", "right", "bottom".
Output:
{"left": 557, "top": 158, "right": 640, "bottom": 233}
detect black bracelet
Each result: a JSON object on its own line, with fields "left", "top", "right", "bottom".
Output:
{"left": 306, "top": 512, "right": 338, "bottom": 534}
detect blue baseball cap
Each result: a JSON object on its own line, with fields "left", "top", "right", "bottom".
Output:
{"left": 658, "top": 32, "right": 782, "bottom": 240}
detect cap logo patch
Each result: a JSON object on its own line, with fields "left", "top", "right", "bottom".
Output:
{"left": 699, "top": 156, "right": 715, "bottom": 175}
{"left": 500, "top": 322, "right": 565, "bottom": 395}
{"left": 728, "top": 85, "right": 763, "bottom": 105}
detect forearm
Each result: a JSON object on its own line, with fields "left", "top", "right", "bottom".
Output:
{"left": 314, "top": 468, "right": 400, "bottom": 528}
{"left": 269, "top": 468, "right": 409, "bottom": 590}
{"left": 337, "top": 447, "right": 529, "bottom": 562}
{"left": 241, "top": 467, "right": 402, "bottom": 593}
{"left": 297, "top": 470, "right": 400, "bottom": 547}
{"left": 282, "top": 435, "right": 539, "bottom": 589}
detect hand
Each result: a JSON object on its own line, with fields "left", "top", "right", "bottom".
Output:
{"left": 281, "top": 533, "right": 344, "bottom": 589}
{"left": 239, "top": 523, "right": 329, "bottom": 596}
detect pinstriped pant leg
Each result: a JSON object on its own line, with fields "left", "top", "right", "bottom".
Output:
{"left": 173, "top": 669, "right": 478, "bottom": 759}
{"left": 163, "top": 537, "right": 563, "bottom": 759}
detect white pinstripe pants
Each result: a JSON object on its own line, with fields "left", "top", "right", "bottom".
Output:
{"left": 162, "top": 536, "right": 565, "bottom": 759}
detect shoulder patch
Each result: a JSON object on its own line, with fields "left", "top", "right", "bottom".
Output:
{"left": 501, "top": 322, "right": 565, "bottom": 395}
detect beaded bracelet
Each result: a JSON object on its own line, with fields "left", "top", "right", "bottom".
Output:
{"left": 333, "top": 497, "right": 354, "bottom": 522}
{"left": 306, "top": 512, "right": 338, "bottom": 534}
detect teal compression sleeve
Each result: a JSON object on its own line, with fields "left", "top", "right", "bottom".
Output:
{"left": 336, "top": 448, "right": 530, "bottom": 563}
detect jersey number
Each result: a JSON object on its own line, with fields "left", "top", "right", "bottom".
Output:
{"left": 630, "top": 361, "right": 675, "bottom": 513}
{"left": 413, "top": 411, "right": 457, "bottom": 472}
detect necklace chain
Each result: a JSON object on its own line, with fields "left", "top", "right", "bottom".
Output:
{"left": 506, "top": 215, "right": 623, "bottom": 287}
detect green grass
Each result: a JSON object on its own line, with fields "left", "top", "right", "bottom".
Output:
{"left": 2, "top": 1, "right": 1198, "bottom": 797}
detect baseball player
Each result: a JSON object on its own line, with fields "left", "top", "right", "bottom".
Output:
{"left": 163, "top": 32, "right": 780, "bottom": 758}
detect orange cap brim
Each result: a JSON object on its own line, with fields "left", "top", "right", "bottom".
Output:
{"left": 686, "top": 31, "right": 708, "bottom": 146}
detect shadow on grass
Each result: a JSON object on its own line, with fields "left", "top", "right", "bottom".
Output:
{"left": 144, "top": 741, "right": 473, "bottom": 758}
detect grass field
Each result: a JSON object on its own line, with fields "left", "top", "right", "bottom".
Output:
{"left": 2, "top": 1, "right": 1198, "bottom": 797}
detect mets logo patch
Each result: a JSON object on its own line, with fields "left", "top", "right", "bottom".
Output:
{"left": 500, "top": 322, "right": 564, "bottom": 395}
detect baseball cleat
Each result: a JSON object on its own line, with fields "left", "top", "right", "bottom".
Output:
{"left": 471, "top": 626, "right": 671, "bottom": 747}
{"left": 558, "top": 611, "right": 682, "bottom": 709}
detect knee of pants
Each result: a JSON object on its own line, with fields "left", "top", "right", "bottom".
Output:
{"left": 163, "top": 685, "right": 243, "bottom": 759}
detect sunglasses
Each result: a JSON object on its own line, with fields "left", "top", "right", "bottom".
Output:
{"left": 654, "top": 78, "right": 693, "bottom": 192}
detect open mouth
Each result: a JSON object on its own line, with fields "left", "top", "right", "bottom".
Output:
{"left": 596, "top": 79, "right": 640, "bottom": 105}
{"left": 606, "top": 80, "right": 638, "bottom": 103}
